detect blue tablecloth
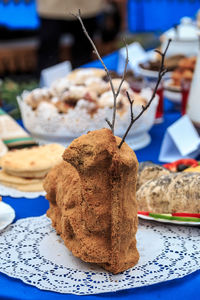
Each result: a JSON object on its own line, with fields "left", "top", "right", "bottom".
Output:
{"left": 1, "top": 53, "right": 200, "bottom": 299}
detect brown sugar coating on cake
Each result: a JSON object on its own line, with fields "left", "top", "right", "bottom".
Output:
{"left": 44, "top": 128, "right": 139, "bottom": 274}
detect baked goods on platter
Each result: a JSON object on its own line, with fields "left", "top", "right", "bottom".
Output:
{"left": 137, "top": 161, "right": 170, "bottom": 190}
{"left": 137, "top": 172, "right": 200, "bottom": 214}
{"left": 44, "top": 128, "right": 139, "bottom": 274}
{"left": 66, "top": 68, "right": 106, "bottom": 83}
{"left": 169, "top": 56, "right": 196, "bottom": 88}
{"left": 0, "top": 144, "right": 65, "bottom": 192}
{"left": 137, "top": 161, "right": 200, "bottom": 214}
{"left": 18, "top": 68, "right": 158, "bottom": 144}
{"left": 139, "top": 54, "right": 186, "bottom": 73}
{"left": 0, "top": 171, "right": 44, "bottom": 192}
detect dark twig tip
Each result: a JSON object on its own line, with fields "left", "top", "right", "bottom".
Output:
{"left": 105, "top": 118, "right": 112, "bottom": 129}
{"left": 154, "top": 49, "right": 162, "bottom": 55}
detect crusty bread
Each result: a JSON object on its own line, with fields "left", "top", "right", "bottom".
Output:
{"left": 137, "top": 172, "right": 200, "bottom": 214}
{"left": 137, "top": 161, "right": 170, "bottom": 190}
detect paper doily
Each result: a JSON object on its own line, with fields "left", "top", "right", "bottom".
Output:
{"left": 0, "top": 215, "right": 200, "bottom": 295}
{"left": 0, "top": 183, "right": 46, "bottom": 198}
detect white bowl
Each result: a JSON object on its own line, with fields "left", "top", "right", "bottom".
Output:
{"left": 164, "top": 79, "right": 181, "bottom": 104}
{"left": 18, "top": 88, "right": 158, "bottom": 150}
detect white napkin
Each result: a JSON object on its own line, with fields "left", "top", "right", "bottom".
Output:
{"left": 159, "top": 115, "right": 200, "bottom": 162}
{"left": 117, "top": 42, "right": 150, "bottom": 74}
{"left": 40, "top": 61, "right": 72, "bottom": 87}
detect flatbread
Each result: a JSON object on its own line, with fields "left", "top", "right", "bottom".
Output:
{"left": 1, "top": 144, "right": 65, "bottom": 178}
{"left": 5, "top": 169, "right": 50, "bottom": 179}
{"left": 0, "top": 180, "right": 44, "bottom": 192}
{"left": 0, "top": 170, "right": 42, "bottom": 184}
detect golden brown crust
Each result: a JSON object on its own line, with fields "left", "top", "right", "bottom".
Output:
{"left": 1, "top": 180, "right": 44, "bottom": 192}
{"left": 44, "top": 128, "right": 139, "bottom": 274}
{"left": 1, "top": 144, "right": 65, "bottom": 176}
{"left": 0, "top": 170, "right": 42, "bottom": 185}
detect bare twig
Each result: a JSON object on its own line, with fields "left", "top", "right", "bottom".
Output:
{"left": 74, "top": 10, "right": 129, "bottom": 134}
{"left": 105, "top": 118, "right": 112, "bottom": 129}
{"left": 118, "top": 39, "right": 172, "bottom": 149}
{"left": 112, "top": 40, "right": 129, "bottom": 128}
{"left": 126, "top": 91, "right": 134, "bottom": 122}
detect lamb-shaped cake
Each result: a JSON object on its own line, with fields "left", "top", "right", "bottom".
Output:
{"left": 44, "top": 11, "right": 170, "bottom": 274}
{"left": 44, "top": 128, "right": 139, "bottom": 274}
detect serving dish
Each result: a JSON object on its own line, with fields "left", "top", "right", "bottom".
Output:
{"left": 138, "top": 211, "right": 200, "bottom": 226}
{"left": 18, "top": 68, "right": 158, "bottom": 150}
{"left": 137, "top": 65, "right": 172, "bottom": 79}
{"left": 164, "top": 79, "right": 181, "bottom": 104}
{"left": 1, "top": 214, "right": 200, "bottom": 294}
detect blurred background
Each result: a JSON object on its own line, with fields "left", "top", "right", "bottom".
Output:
{"left": 0, "top": 0, "right": 200, "bottom": 118}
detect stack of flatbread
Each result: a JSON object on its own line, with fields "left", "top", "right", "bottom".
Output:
{"left": 0, "top": 144, "right": 65, "bottom": 192}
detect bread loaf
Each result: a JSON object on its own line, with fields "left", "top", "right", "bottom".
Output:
{"left": 137, "top": 172, "right": 200, "bottom": 213}
{"left": 137, "top": 161, "right": 170, "bottom": 191}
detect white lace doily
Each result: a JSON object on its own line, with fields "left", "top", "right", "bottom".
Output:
{"left": 0, "top": 183, "right": 46, "bottom": 198}
{"left": 0, "top": 215, "right": 200, "bottom": 295}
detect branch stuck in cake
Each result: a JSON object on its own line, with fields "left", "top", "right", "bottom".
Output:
{"left": 118, "top": 39, "right": 172, "bottom": 148}
{"left": 75, "top": 10, "right": 171, "bottom": 148}
{"left": 74, "top": 9, "right": 129, "bottom": 134}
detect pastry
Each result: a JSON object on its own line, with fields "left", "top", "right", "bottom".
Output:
{"left": 0, "top": 170, "right": 42, "bottom": 185}
{"left": 67, "top": 68, "right": 106, "bottom": 84}
{"left": 170, "top": 56, "right": 197, "bottom": 87}
{"left": 137, "top": 161, "right": 171, "bottom": 190}
{"left": 0, "top": 143, "right": 65, "bottom": 192}
{"left": 1, "top": 144, "right": 65, "bottom": 179}
{"left": 137, "top": 172, "right": 200, "bottom": 214}
{"left": 0, "top": 180, "right": 44, "bottom": 192}
{"left": 44, "top": 128, "right": 139, "bottom": 274}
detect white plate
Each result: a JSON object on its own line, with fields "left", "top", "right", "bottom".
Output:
{"left": 0, "top": 201, "right": 15, "bottom": 230}
{"left": 1, "top": 214, "right": 200, "bottom": 294}
{"left": 137, "top": 65, "right": 172, "bottom": 79}
{"left": 164, "top": 90, "right": 181, "bottom": 104}
{"left": 164, "top": 79, "right": 181, "bottom": 104}
{"left": 138, "top": 214, "right": 200, "bottom": 226}
{"left": 0, "top": 183, "right": 46, "bottom": 199}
